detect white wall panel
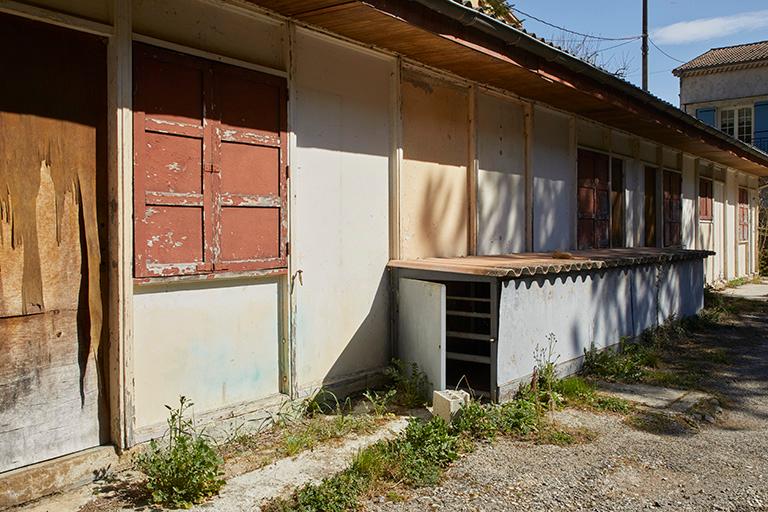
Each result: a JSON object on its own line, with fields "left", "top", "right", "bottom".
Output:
{"left": 532, "top": 106, "right": 573, "bottom": 251}
{"left": 133, "top": 279, "right": 281, "bottom": 428}
{"left": 476, "top": 93, "right": 525, "bottom": 254}
{"left": 292, "top": 30, "right": 392, "bottom": 390}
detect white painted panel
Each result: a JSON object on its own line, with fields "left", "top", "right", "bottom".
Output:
{"left": 532, "top": 107, "right": 573, "bottom": 251}
{"left": 476, "top": 93, "right": 525, "bottom": 254}
{"left": 662, "top": 147, "right": 679, "bottom": 169}
{"left": 611, "top": 131, "right": 634, "bottom": 157}
{"left": 658, "top": 260, "right": 704, "bottom": 320}
{"left": 133, "top": 279, "right": 281, "bottom": 429}
{"left": 397, "top": 278, "right": 446, "bottom": 393}
{"left": 713, "top": 181, "right": 725, "bottom": 282}
{"left": 724, "top": 171, "right": 738, "bottom": 280}
{"left": 133, "top": 0, "right": 285, "bottom": 70}
{"left": 681, "top": 156, "right": 696, "bottom": 248}
{"left": 624, "top": 159, "right": 645, "bottom": 247}
{"left": 292, "top": 30, "right": 392, "bottom": 390}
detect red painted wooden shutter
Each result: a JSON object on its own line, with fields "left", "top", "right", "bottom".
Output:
{"left": 577, "top": 149, "right": 610, "bottom": 250}
{"left": 133, "top": 43, "right": 287, "bottom": 278}
{"left": 212, "top": 63, "right": 287, "bottom": 272}
{"left": 133, "top": 44, "right": 210, "bottom": 277}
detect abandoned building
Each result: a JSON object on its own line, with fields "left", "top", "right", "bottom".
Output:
{"left": 1, "top": 0, "right": 766, "bottom": 506}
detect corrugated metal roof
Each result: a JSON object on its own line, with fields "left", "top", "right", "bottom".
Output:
{"left": 673, "top": 40, "right": 768, "bottom": 75}
{"left": 389, "top": 248, "right": 714, "bottom": 278}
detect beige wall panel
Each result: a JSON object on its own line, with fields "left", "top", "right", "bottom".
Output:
{"left": 611, "top": 131, "right": 634, "bottom": 157}
{"left": 133, "top": 0, "right": 285, "bottom": 70}
{"left": 662, "top": 147, "right": 680, "bottom": 170}
{"left": 21, "top": 0, "right": 110, "bottom": 23}
{"left": 133, "top": 279, "right": 281, "bottom": 429}
{"left": 577, "top": 119, "right": 609, "bottom": 151}
{"left": 700, "top": 222, "right": 716, "bottom": 283}
{"left": 401, "top": 71, "right": 469, "bottom": 259}
{"left": 476, "top": 93, "right": 525, "bottom": 254}
{"left": 624, "top": 159, "right": 645, "bottom": 247}
{"left": 681, "top": 155, "right": 696, "bottom": 248}
{"left": 639, "top": 140, "right": 657, "bottom": 164}
{"left": 292, "top": 31, "right": 392, "bottom": 390}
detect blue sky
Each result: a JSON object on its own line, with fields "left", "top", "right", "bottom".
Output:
{"left": 512, "top": 1, "right": 768, "bottom": 105}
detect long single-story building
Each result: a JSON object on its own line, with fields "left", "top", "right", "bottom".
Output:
{"left": 1, "top": 0, "right": 766, "bottom": 506}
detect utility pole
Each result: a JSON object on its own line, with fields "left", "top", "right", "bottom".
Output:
{"left": 642, "top": 0, "right": 648, "bottom": 91}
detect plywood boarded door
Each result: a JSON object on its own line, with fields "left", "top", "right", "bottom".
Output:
{"left": 0, "top": 14, "right": 108, "bottom": 471}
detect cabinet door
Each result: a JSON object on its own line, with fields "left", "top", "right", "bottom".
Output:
{"left": 398, "top": 278, "right": 446, "bottom": 393}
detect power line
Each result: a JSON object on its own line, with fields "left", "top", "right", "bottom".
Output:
{"left": 513, "top": 7, "right": 642, "bottom": 41}
{"left": 595, "top": 39, "right": 639, "bottom": 53}
{"left": 649, "top": 38, "right": 686, "bottom": 63}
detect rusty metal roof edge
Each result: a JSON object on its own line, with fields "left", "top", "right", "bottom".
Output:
{"left": 406, "top": 0, "right": 768, "bottom": 172}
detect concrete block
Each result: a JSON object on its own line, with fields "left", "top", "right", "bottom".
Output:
{"left": 432, "top": 389, "right": 470, "bottom": 424}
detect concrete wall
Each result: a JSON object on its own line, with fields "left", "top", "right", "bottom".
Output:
{"left": 291, "top": 30, "right": 393, "bottom": 392}
{"left": 680, "top": 67, "right": 768, "bottom": 106}
{"left": 532, "top": 106, "right": 574, "bottom": 251}
{"left": 496, "top": 259, "right": 705, "bottom": 395}
{"left": 476, "top": 92, "right": 525, "bottom": 254}
{"left": 133, "top": 278, "right": 281, "bottom": 429}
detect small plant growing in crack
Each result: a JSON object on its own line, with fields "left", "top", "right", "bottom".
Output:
{"left": 135, "top": 396, "right": 225, "bottom": 508}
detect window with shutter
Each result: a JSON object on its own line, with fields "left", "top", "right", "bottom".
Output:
{"left": 663, "top": 170, "right": 682, "bottom": 247}
{"left": 699, "top": 178, "right": 713, "bottom": 221}
{"left": 577, "top": 148, "right": 610, "bottom": 250}
{"left": 133, "top": 43, "right": 287, "bottom": 278}
{"left": 695, "top": 107, "right": 716, "bottom": 128}
{"left": 738, "top": 188, "right": 749, "bottom": 242}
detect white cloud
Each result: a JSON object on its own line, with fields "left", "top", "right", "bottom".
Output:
{"left": 652, "top": 10, "right": 768, "bottom": 45}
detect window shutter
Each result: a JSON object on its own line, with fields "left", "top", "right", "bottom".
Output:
{"left": 754, "top": 102, "right": 768, "bottom": 152}
{"left": 212, "top": 64, "right": 287, "bottom": 272}
{"left": 695, "top": 107, "right": 716, "bottom": 128}
{"left": 577, "top": 149, "right": 610, "bottom": 249}
{"left": 133, "top": 44, "right": 210, "bottom": 277}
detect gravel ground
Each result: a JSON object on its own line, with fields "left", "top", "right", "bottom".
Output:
{"left": 368, "top": 302, "right": 768, "bottom": 512}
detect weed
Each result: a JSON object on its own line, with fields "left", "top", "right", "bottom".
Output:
{"left": 134, "top": 396, "right": 225, "bottom": 508}
{"left": 363, "top": 389, "right": 397, "bottom": 417}
{"left": 450, "top": 399, "right": 498, "bottom": 441}
{"left": 553, "top": 376, "right": 630, "bottom": 413}
{"left": 384, "top": 359, "right": 430, "bottom": 407}
{"left": 582, "top": 340, "right": 656, "bottom": 382}
{"left": 625, "top": 410, "right": 697, "bottom": 436}
{"left": 538, "top": 426, "right": 597, "bottom": 446}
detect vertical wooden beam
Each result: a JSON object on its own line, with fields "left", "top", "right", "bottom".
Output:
{"left": 389, "top": 57, "right": 403, "bottom": 261}
{"left": 286, "top": 21, "right": 298, "bottom": 398}
{"left": 655, "top": 146, "right": 664, "bottom": 248}
{"left": 524, "top": 103, "right": 534, "bottom": 252}
{"left": 468, "top": 85, "right": 478, "bottom": 255}
{"left": 107, "top": 0, "right": 134, "bottom": 451}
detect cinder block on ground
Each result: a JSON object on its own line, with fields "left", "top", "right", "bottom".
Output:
{"left": 432, "top": 390, "right": 471, "bottom": 424}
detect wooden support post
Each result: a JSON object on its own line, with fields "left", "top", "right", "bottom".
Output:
{"left": 468, "top": 85, "right": 478, "bottom": 255}
{"left": 524, "top": 103, "right": 534, "bottom": 252}
{"left": 108, "top": 0, "right": 134, "bottom": 451}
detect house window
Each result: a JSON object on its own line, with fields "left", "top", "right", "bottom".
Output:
{"left": 577, "top": 148, "right": 610, "bottom": 250}
{"left": 133, "top": 43, "right": 288, "bottom": 278}
{"left": 610, "top": 157, "right": 624, "bottom": 248}
{"left": 720, "top": 107, "right": 752, "bottom": 144}
{"left": 663, "top": 170, "right": 682, "bottom": 247}
{"left": 699, "top": 178, "right": 713, "bottom": 221}
{"left": 738, "top": 188, "right": 749, "bottom": 242}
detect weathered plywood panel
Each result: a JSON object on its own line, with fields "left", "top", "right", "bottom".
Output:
{"left": 0, "top": 15, "right": 107, "bottom": 471}
{"left": 476, "top": 93, "right": 525, "bottom": 255}
{"left": 532, "top": 106, "right": 573, "bottom": 251}
{"left": 624, "top": 159, "right": 645, "bottom": 248}
{"left": 662, "top": 147, "right": 680, "bottom": 170}
{"left": 133, "top": 279, "right": 281, "bottom": 429}
{"left": 292, "top": 30, "right": 392, "bottom": 389}
{"left": 133, "top": 0, "right": 285, "bottom": 71}
{"left": 611, "top": 131, "right": 635, "bottom": 157}
{"left": 22, "top": 0, "right": 110, "bottom": 23}
{"left": 397, "top": 278, "right": 446, "bottom": 394}
{"left": 401, "top": 71, "right": 469, "bottom": 259}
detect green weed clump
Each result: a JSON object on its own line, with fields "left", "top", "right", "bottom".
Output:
{"left": 582, "top": 340, "right": 659, "bottom": 382}
{"left": 554, "top": 376, "right": 630, "bottom": 413}
{"left": 135, "top": 396, "right": 225, "bottom": 509}
{"left": 384, "top": 359, "right": 430, "bottom": 407}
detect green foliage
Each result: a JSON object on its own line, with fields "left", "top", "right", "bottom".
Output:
{"left": 450, "top": 399, "right": 498, "bottom": 441}
{"left": 582, "top": 340, "right": 657, "bottom": 382}
{"left": 494, "top": 399, "right": 540, "bottom": 436}
{"left": 552, "top": 376, "right": 630, "bottom": 413}
{"left": 384, "top": 359, "right": 430, "bottom": 407}
{"left": 134, "top": 396, "right": 225, "bottom": 509}
{"left": 363, "top": 389, "right": 397, "bottom": 417}
{"left": 291, "top": 471, "right": 364, "bottom": 512}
